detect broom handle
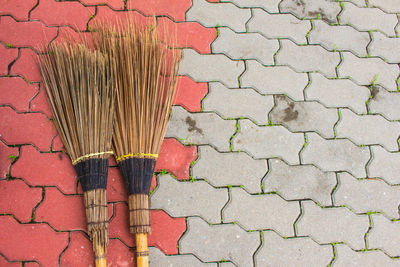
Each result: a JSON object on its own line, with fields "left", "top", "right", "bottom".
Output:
{"left": 95, "top": 244, "right": 107, "bottom": 267}
{"left": 136, "top": 233, "right": 149, "bottom": 267}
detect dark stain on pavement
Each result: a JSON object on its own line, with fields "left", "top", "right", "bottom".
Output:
{"left": 185, "top": 116, "right": 203, "bottom": 134}
{"left": 283, "top": 102, "right": 299, "bottom": 122}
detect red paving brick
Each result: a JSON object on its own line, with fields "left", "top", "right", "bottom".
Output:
{"left": 29, "top": 85, "right": 52, "bottom": 118}
{"left": 0, "top": 107, "right": 56, "bottom": 151}
{"left": 0, "top": 216, "right": 68, "bottom": 267}
{"left": 90, "top": 6, "right": 154, "bottom": 28}
{"left": 0, "top": 43, "right": 18, "bottom": 75}
{"left": 155, "top": 138, "right": 197, "bottom": 180}
{"left": 107, "top": 167, "right": 128, "bottom": 202}
{"left": 0, "top": 179, "right": 42, "bottom": 222}
{"left": 158, "top": 18, "right": 216, "bottom": 54}
{"left": 127, "top": 0, "right": 191, "bottom": 21}
{"left": 0, "top": 0, "right": 37, "bottom": 20}
{"left": 0, "top": 141, "right": 18, "bottom": 178}
{"left": 30, "top": 0, "right": 95, "bottom": 31}
{"left": 10, "top": 48, "right": 42, "bottom": 82}
{"left": 0, "top": 17, "right": 57, "bottom": 53}
{"left": 24, "top": 263, "right": 40, "bottom": 267}
{"left": 175, "top": 76, "right": 208, "bottom": 112}
{"left": 59, "top": 231, "right": 94, "bottom": 267}
{"left": 0, "top": 255, "right": 20, "bottom": 266}
{"left": 107, "top": 239, "right": 135, "bottom": 266}
{"left": 109, "top": 203, "right": 186, "bottom": 254}
{"left": 11, "top": 146, "right": 76, "bottom": 194}
{"left": 80, "top": 0, "right": 125, "bottom": 10}
{"left": 0, "top": 77, "right": 38, "bottom": 112}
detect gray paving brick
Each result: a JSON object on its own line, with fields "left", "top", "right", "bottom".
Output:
{"left": 334, "top": 244, "right": 400, "bottom": 266}
{"left": 179, "top": 49, "right": 245, "bottom": 88}
{"left": 221, "top": 0, "right": 280, "bottom": 12}
{"left": 151, "top": 174, "right": 228, "bottom": 224}
{"left": 202, "top": 82, "right": 275, "bottom": 125}
{"left": 367, "top": 214, "right": 400, "bottom": 257}
{"left": 340, "top": 2, "right": 398, "bottom": 36}
{"left": 369, "top": 0, "right": 400, "bottom": 13}
{"left": 255, "top": 231, "right": 333, "bottom": 267}
{"left": 280, "top": 0, "right": 341, "bottom": 23}
{"left": 306, "top": 73, "right": 370, "bottom": 114}
{"left": 180, "top": 217, "right": 260, "bottom": 266}
{"left": 269, "top": 95, "right": 338, "bottom": 138}
{"left": 335, "top": 173, "right": 400, "bottom": 219}
{"left": 149, "top": 247, "right": 217, "bottom": 267}
{"left": 165, "top": 106, "right": 236, "bottom": 152}
{"left": 309, "top": 20, "right": 370, "bottom": 57}
{"left": 336, "top": 109, "right": 400, "bottom": 152}
{"left": 186, "top": 0, "right": 251, "bottom": 32}
{"left": 369, "top": 32, "right": 400, "bottom": 63}
{"left": 192, "top": 145, "right": 267, "bottom": 194}
{"left": 302, "top": 133, "right": 370, "bottom": 177}
{"left": 344, "top": 0, "right": 367, "bottom": 7}
{"left": 218, "top": 263, "right": 236, "bottom": 267}
{"left": 297, "top": 201, "right": 370, "bottom": 250}
{"left": 223, "top": 187, "right": 299, "bottom": 235}
{"left": 248, "top": 9, "right": 310, "bottom": 44}
{"left": 241, "top": 60, "right": 308, "bottom": 101}
{"left": 212, "top": 27, "right": 278, "bottom": 65}
{"left": 368, "top": 145, "right": 400, "bottom": 184}
{"left": 232, "top": 119, "right": 304, "bottom": 164}
{"left": 264, "top": 158, "right": 336, "bottom": 206}
{"left": 369, "top": 85, "right": 400, "bottom": 120}
{"left": 338, "top": 52, "right": 399, "bottom": 91}
{"left": 276, "top": 40, "right": 340, "bottom": 77}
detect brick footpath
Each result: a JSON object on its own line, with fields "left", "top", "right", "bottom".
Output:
{"left": 1, "top": 0, "right": 400, "bottom": 266}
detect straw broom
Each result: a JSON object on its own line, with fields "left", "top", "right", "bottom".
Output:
{"left": 37, "top": 42, "right": 115, "bottom": 267}
{"left": 92, "top": 20, "right": 180, "bottom": 266}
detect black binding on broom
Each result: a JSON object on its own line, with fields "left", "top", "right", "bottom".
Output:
{"left": 74, "top": 158, "right": 109, "bottom": 191}
{"left": 118, "top": 158, "right": 156, "bottom": 195}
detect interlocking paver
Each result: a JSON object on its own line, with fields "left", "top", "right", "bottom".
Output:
{"left": 221, "top": 0, "right": 280, "bottom": 12}
{"left": 276, "top": 40, "right": 340, "bottom": 77}
{"left": 335, "top": 243, "right": 400, "bottom": 266}
{"left": 80, "top": 0, "right": 124, "bottom": 10}
{"left": 269, "top": 95, "right": 338, "bottom": 138}
{"left": 0, "top": 77, "right": 38, "bottom": 112}
{"left": 10, "top": 48, "right": 42, "bottom": 82}
{"left": 264, "top": 158, "right": 336, "bottom": 206}
{"left": 223, "top": 187, "right": 299, "bottom": 235}
{"left": 367, "top": 214, "right": 400, "bottom": 257}
{"left": 232, "top": 119, "right": 304, "bottom": 164}
{"left": 165, "top": 106, "right": 236, "bottom": 151}
{"left": 202, "top": 82, "right": 274, "bottom": 124}
{"left": 150, "top": 247, "right": 216, "bottom": 266}
{"left": 212, "top": 27, "right": 278, "bottom": 65}
{"left": 0, "top": 17, "right": 58, "bottom": 53}
{"left": 309, "top": 20, "right": 370, "bottom": 57}
{"left": 369, "top": 85, "right": 400, "bottom": 120}
{"left": 369, "top": 0, "right": 400, "bottom": 13}
{"left": 306, "top": 73, "right": 370, "bottom": 114}
{"left": 369, "top": 32, "right": 400, "bottom": 63}
{"left": 338, "top": 52, "right": 399, "bottom": 91}
{"left": 248, "top": 9, "right": 310, "bottom": 44}
{"left": 340, "top": 2, "right": 398, "bottom": 36}
{"left": 192, "top": 145, "right": 267, "bottom": 194}
{"left": 174, "top": 76, "right": 208, "bottom": 112}
{"left": 241, "top": 60, "right": 308, "bottom": 101}
{"left": 255, "top": 231, "right": 333, "bottom": 266}
{"left": 0, "top": 0, "right": 37, "bottom": 20}
{"left": 151, "top": 174, "right": 228, "bottom": 224}
{"left": 0, "top": 216, "right": 68, "bottom": 267}
{"left": 127, "top": 0, "right": 191, "bottom": 21}
{"left": 280, "top": 0, "right": 341, "bottom": 23}
{"left": 186, "top": 0, "right": 251, "bottom": 32}
{"left": 335, "top": 173, "right": 400, "bottom": 219}
{"left": 179, "top": 49, "right": 244, "bottom": 88}
{"left": 368, "top": 145, "right": 400, "bottom": 184}
{"left": 0, "top": 179, "right": 42, "bottom": 222}
{"left": 180, "top": 217, "right": 259, "bottom": 266}
{"left": 0, "top": 44, "right": 18, "bottom": 76}
{"left": 301, "top": 133, "right": 370, "bottom": 177}
{"left": 336, "top": 109, "right": 400, "bottom": 152}
{"left": 297, "top": 201, "right": 369, "bottom": 250}
{"left": 0, "top": 141, "right": 18, "bottom": 179}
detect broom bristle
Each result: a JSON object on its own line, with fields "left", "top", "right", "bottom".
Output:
{"left": 38, "top": 42, "right": 115, "bottom": 258}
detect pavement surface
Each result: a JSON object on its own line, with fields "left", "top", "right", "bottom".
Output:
{"left": 1, "top": 0, "right": 400, "bottom": 266}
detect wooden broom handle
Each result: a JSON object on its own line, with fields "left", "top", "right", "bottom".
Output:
{"left": 95, "top": 243, "right": 107, "bottom": 267}
{"left": 136, "top": 233, "right": 149, "bottom": 267}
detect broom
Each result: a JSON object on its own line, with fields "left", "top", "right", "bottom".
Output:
{"left": 92, "top": 20, "right": 180, "bottom": 266}
{"left": 37, "top": 42, "right": 115, "bottom": 267}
